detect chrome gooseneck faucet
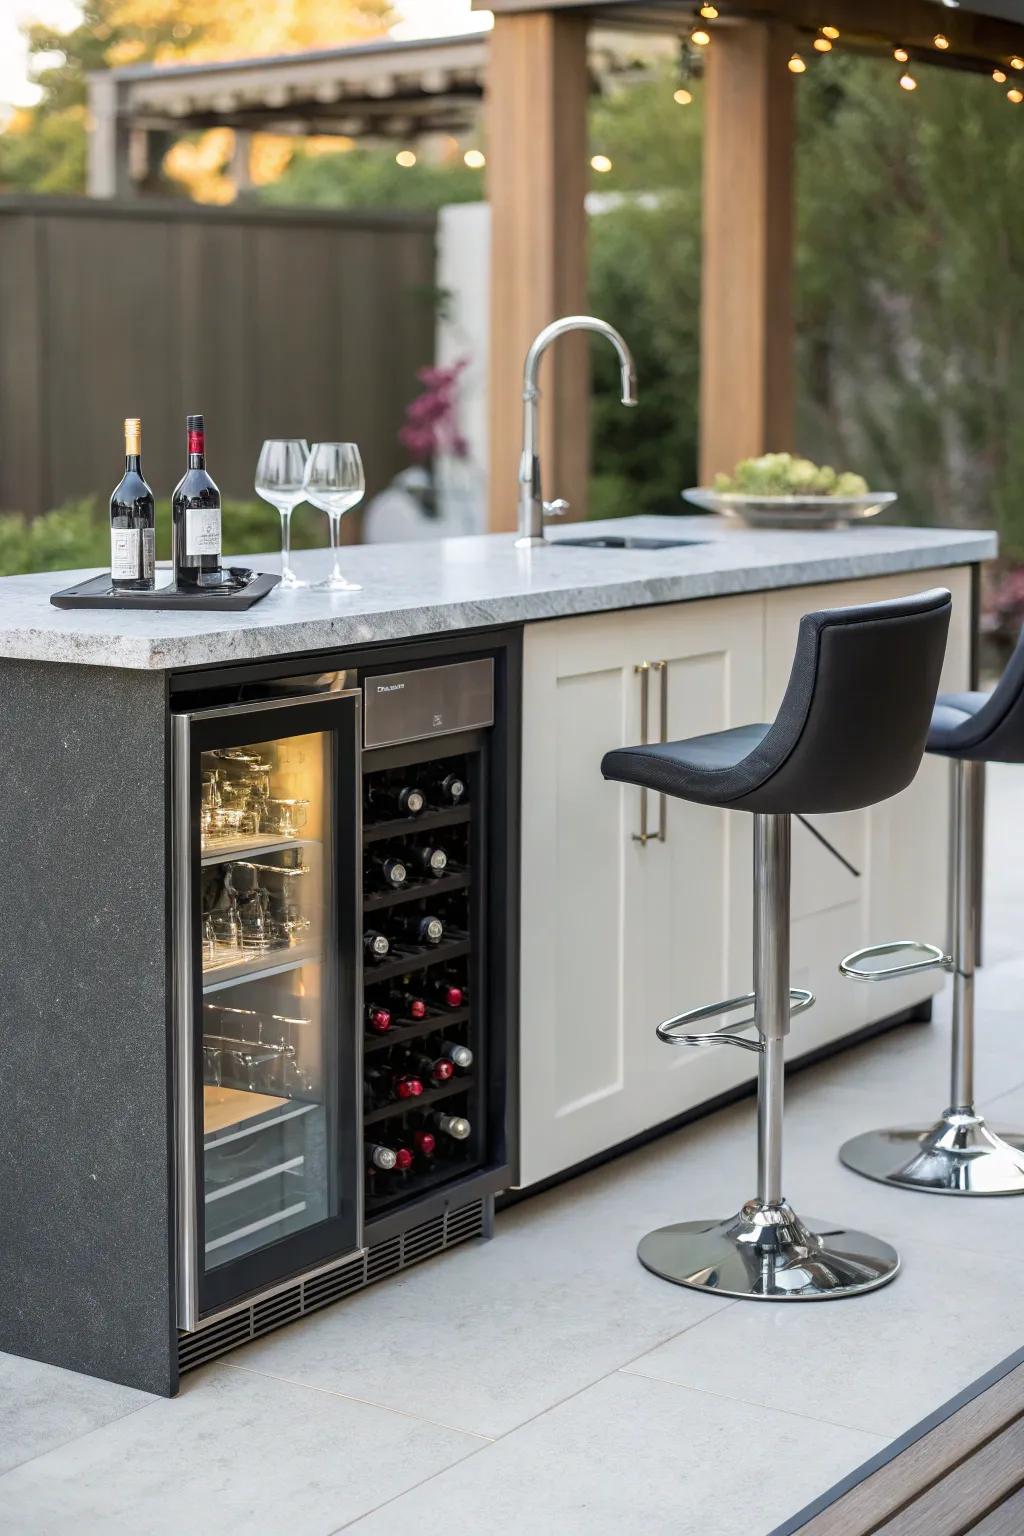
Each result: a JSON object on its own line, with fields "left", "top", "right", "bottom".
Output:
{"left": 515, "top": 315, "right": 638, "bottom": 548}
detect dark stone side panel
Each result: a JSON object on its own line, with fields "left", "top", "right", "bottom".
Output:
{"left": 0, "top": 661, "right": 176, "bottom": 1395}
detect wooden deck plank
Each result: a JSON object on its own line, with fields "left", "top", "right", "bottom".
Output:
{"left": 874, "top": 1419, "right": 1024, "bottom": 1536}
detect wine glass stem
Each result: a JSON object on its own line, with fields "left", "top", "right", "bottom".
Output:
{"left": 329, "top": 512, "right": 342, "bottom": 583}
{"left": 279, "top": 508, "right": 293, "bottom": 581}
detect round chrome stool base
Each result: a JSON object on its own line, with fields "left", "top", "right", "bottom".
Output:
{"left": 840, "top": 1111, "right": 1024, "bottom": 1196}
{"left": 637, "top": 1199, "right": 900, "bottom": 1301}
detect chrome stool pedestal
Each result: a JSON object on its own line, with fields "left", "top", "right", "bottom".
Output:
{"left": 638, "top": 815, "right": 900, "bottom": 1301}
{"left": 839, "top": 759, "right": 1024, "bottom": 1196}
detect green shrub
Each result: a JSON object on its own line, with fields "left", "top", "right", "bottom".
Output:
{"left": 0, "top": 496, "right": 329, "bottom": 577}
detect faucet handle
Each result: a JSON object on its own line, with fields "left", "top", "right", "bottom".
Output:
{"left": 543, "top": 498, "right": 570, "bottom": 519}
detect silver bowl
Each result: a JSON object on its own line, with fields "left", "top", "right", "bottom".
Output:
{"left": 682, "top": 487, "right": 897, "bottom": 530}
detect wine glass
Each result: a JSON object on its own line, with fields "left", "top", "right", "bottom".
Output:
{"left": 303, "top": 442, "right": 364, "bottom": 592}
{"left": 255, "top": 439, "right": 309, "bottom": 590}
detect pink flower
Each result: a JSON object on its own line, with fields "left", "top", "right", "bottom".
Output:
{"left": 399, "top": 355, "right": 471, "bottom": 464}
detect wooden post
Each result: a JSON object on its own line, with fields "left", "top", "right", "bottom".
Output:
{"left": 700, "top": 19, "right": 795, "bottom": 482}
{"left": 486, "top": 11, "right": 589, "bottom": 533}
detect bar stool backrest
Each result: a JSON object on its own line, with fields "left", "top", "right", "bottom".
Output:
{"left": 734, "top": 588, "right": 952, "bottom": 815}
{"left": 929, "top": 628, "right": 1024, "bottom": 762}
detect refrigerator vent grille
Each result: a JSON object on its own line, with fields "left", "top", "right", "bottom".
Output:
{"left": 178, "top": 1197, "right": 488, "bottom": 1376}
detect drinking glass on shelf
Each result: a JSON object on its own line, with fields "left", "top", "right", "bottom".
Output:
{"left": 303, "top": 442, "right": 364, "bottom": 592}
{"left": 255, "top": 439, "right": 310, "bottom": 591}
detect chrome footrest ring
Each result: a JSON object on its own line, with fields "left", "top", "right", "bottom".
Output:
{"left": 839, "top": 940, "right": 951, "bottom": 983}
{"left": 655, "top": 988, "right": 814, "bottom": 1053}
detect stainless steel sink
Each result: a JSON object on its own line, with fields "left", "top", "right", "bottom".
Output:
{"left": 553, "top": 535, "right": 707, "bottom": 551}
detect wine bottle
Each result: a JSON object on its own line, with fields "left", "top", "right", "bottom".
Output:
{"left": 422, "top": 768, "right": 466, "bottom": 807}
{"left": 439, "top": 1040, "right": 473, "bottom": 1071}
{"left": 425, "top": 1110, "right": 471, "bottom": 1141}
{"left": 109, "top": 417, "right": 155, "bottom": 592}
{"left": 367, "top": 781, "right": 425, "bottom": 819}
{"left": 390, "top": 912, "right": 444, "bottom": 947}
{"left": 366, "top": 852, "right": 407, "bottom": 890}
{"left": 366, "top": 1065, "right": 424, "bottom": 1103}
{"left": 172, "top": 413, "right": 223, "bottom": 590}
{"left": 365, "top": 1003, "right": 393, "bottom": 1035}
{"left": 363, "top": 929, "right": 390, "bottom": 963}
{"left": 387, "top": 987, "right": 428, "bottom": 1021}
{"left": 410, "top": 1129, "right": 437, "bottom": 1159}
{"left": 403, "top": 1050, "right": 455, "bottom": 1086}
{"left": 365, "top": 1142, "right": 412, "bottom": 1172}
{"left": 409, "top": 844, "right": 448, "bottom": 878}
{"left": 422, "top": 975, "right": 464, "bottom": 1010}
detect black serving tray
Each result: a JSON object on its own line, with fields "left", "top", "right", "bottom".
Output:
{"left": 50, "top": 568, "right": 280, "bottom": 611}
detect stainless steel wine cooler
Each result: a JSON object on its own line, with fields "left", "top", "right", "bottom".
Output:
{"left": 171, "top": 635, "right": 518, "bottom": 1367}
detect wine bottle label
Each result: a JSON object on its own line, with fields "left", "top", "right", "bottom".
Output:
{"left": 141, "top": 528, "right": 155, "bottom": 581}
{"left": 111, "top": 527, "right": 140, "bottom": 579}
{"left": 185, "top": 505, "right": 221, "bottom": 557}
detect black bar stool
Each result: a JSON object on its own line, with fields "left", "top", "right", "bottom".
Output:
{"left": 602, "top": 588, "right": 952, "bottom": 1300}
{"left": 839, "top": 632, "right": 1024, "bottom": 1195}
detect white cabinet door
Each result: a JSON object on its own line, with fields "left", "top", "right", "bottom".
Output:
{"left": 518, "top": 595, "right": 764, "bottom": 1187}
{"left": 761, "top": 567, "right": 973, "bottom": 1059}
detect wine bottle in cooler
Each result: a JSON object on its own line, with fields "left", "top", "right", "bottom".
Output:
{"left": 363, "top": 929, "right": 391, "bottom": 964}
{"left": 402, "top": 1049, "right": 455, "bottom": 1087}
{"left": 422, "top": 974, "right": 465, "bottom": 1010}
{"left": 364, "top": 1002, "right": 393, "bottom": 1036}
{"left": 408, "top": 843, "right": 448, "bottom": 878}
{"left": 172, "top": 413, "right": 223, "bottom": 589}
{"left": 366, "top": 781, "right": 425, "bottom": 819}
{"left": 423, "top": 1109, "right": 471, "bottom": 1142}
{"left": 390, "top": 911, "right": 444, "bottom": 947}
{"left": 365, "top": 851, "right": 408, "bottom": 890}
{"left": 438, "top": 1040, "right": 474, "bottom": 1072}
{"left": 421, "top": 766, "right": 467, "bottom": 807}
{"left": 109, "top": 417, "right": 155, "bottom": 592}
{"left": 386, "top": 986, "right": 429, "bottom": 1021}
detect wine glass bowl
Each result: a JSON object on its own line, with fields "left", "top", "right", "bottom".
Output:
{"left": 255, "top": 439, "right": 310, "bottom": 590}
{"left": 303, "top": 442, "right": 365, "bottom": 592}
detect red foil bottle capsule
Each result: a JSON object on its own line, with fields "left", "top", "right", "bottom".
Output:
{"left": 414, "top": 1131, "right": 437, "bottom": 1157}
{"left": 366, "top": 1005, "right": 392, "bottom": 1034}
{"left": 394, "top": 1075, "right": 424, "bottom": 1100}
{"left": 395, "top": 1146, "right": 414, "bottom": 1171}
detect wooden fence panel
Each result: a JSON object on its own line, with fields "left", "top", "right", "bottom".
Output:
{"left": 0, "top": 196, "right": 437, "bottom": 518}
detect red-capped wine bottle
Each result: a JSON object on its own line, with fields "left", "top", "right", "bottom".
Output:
{"left": 410, "top": 1129, "right": 437, "bottom": 1159}
{"left": 365, "top": 1003, "right": 393, "bottom": 1035}
{"left": 404, "top": 1050, "right": 455, "bottom": 1086}
{"left": 439, "top": 1040, "right": 473, "bottom": 1071}
{"left": 390, "top": 912, "right": 444, "bottom": 947}
{"left": 423, "top": 975, "right": 464, "bottom": 1010}
{"left": 172, "top": 413, "right": 223, "bottom": 590}
{"left": 110, "top": 417, "right": 155, "bottom": 592}
{"left": 366, "top": 1065, "right": 424, "bottom": 1104}
{"left": 387, "top": 987, "right": 428, "bottom": 1021}
{"left": 367, "top": 781, "right": 425, "bottom": 819}
{"left": 363, "top": 929, "right": 390, "bottom": 963}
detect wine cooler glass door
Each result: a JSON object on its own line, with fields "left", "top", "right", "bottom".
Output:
{"left": 173, "top": 688, "right": 362, "bottom": 1329}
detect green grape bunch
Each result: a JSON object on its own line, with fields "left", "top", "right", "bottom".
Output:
{"left": 713, "top": 453, "right": 868, "bottom": 498}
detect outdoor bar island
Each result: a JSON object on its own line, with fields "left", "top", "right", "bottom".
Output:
{"left": 0, "top": 514, "right": 995, "bottom": 1396}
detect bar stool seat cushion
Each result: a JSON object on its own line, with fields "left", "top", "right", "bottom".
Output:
{"left": 602, "top": 588, "right": 952, "bottom": 815}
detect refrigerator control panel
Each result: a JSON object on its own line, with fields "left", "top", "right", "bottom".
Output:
{"left": 363, "top": 658, "right": 494, "bottom": 749}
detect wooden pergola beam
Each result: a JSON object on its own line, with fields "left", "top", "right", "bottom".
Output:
{"left": 485, "top": 11, "right": 590, "bottom": 533}
{"left": 700, "top": 18, "right": 795, "bottom": 480}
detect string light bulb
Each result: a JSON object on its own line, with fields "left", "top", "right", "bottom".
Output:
{"left": 674, "top": 87, "right": 693, "bottom": 105}
{"left": 463, "top": 148, "right": 485, "bottom": 169}
{"left": 590, "top": 154, "right": 613, "bottom": 173}
{"left": 933, "top": 33, "right": 950, "bottom": 49}
{"left": 787, "top": 52, "right": 806, "bottom": 73}
{"left": 994, "top": 68, "right": 1008, "bottom": 82}
{"left": 893, "top": 46, "right": 909, "bottom": 63}
{"left": 899, "top": 69, "right": 917, "bottom": 91}
{"left": 821, "top": 25, "right": 839, "bottom": 40}
{"left": 1012, "top": 56, "right": 1024, "bottom": 69}
{"left": 395, "top": 149, "right": 417, "bottom": 167}
{"left": 691, "top": 27, "right": 711, "bottom": 46}
{"left": 1009, "top": 86, "right": 1024, "bottom": 103}
{"left": 698, "top": 2, "right": 718, "bottom": 16}
{"left": 814, "top": 33, "right": 832, "bottom": 52}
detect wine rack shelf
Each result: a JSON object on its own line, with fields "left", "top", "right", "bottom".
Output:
{"left": 201, "top": 835, "right": 320, "bottom": 867}
{"left": 362, "top": 1076, "right": 467, "bottom": 1127}
{"left": 363, "top": 935, "right": 470, "bottom": 986}
{"left": 363, "top": 1006, "right": 471, "bottom": 1057}
{"left": 202, "top": 942, "right": 319, "bottom": 995}
{"left": 363, "top": 868, "right": 470, "bottom": 914}
{"left": 363, "top": 804, "right": 471, "bottom": 847}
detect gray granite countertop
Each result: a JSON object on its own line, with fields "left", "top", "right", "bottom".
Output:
{"left": 0, "top": 516, "right": 997, "bottom": 671}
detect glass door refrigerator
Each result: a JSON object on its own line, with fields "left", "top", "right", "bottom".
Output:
{"left": 172, "top": 690, "right": 362, "bottom": 1329}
